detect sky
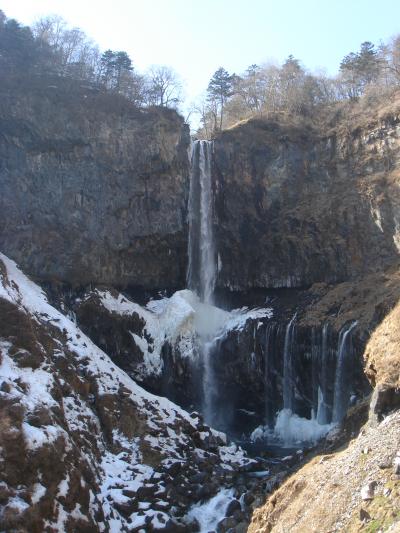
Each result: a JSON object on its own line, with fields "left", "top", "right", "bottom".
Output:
{"left": 1, "top": 0, "right": 400, "bottom": 115}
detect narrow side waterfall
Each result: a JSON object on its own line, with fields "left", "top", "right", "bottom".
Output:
{"left": 187, "top": 140, "right": 216, "bottom": 304}
{"left": 282, "top": 315, "right": 296, "bottom": 411}
{"left": 252, "top": 318, "right": 365, "bottom": 447}
{"left": 316, "top": 323, "right": 330, "bottom": 425}
{"left": 264, "top": 323, "right": 274, "bottom": 427}
{"left": 332, "top": 321, "right": 358, "bottom": 423}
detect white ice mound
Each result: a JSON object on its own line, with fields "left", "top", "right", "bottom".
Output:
{"left": 91, "top": 288, "right": 273, "bottom": 377}
{"left": 251, "top": 408, "right": 334, "bottom": 447}
{"left": 274, "top": 409, "right": 334, "bottom": 445}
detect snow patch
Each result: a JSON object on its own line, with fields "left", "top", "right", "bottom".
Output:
{"left": 31, "top": 483, "right": 47, "bottom": 505}
{"left": 22, "top": 422, "right": 65, "bottom": 450}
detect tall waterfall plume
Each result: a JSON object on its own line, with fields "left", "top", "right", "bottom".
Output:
{"left": 187, "top": 140, "right": 216, "bottom": 304}
{"left": 187, "top": 140, "right": 218, "bottom": 426}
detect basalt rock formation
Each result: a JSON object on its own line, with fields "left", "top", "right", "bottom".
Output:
{"left": 247, "top": 302, "right": 400, "bottom": 533}
{"left": 213, "top": 111, "right": 400, "bottom": 290}
{"left": 2, "top": 84, "right": 400, "bottom": 296}
{"left": 0, "top": 81, "right": 190, "bottom": 289}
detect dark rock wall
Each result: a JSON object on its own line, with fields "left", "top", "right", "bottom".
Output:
{"left": 213, "top": 118, "right": 400, "bottom": 290}
{"left": 0, "top": 84, "right": 190, "bottom": 288}
{"left": 2, "top": 86, "right": 400, "bottom": 293}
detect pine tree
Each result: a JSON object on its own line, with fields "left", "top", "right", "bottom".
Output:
{"left": 100, "top": 50, "right": 133, "bottom": 90}
{"left": 114, "top": 51, "right": 132, "bottom": 89}
{"left": 340, "top": 42, "right": 382, "bottom": 98}
{"left": 207, "top": 67, "right": 234, "bottom": 130}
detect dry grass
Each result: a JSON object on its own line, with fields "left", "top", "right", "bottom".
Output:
{"left": 248, "top": 412, "right": 400, "bottom": 533}
{"left": 222, "top": 88, "right": 400, "bottom": 144}
{"left": 364, "top": 300, "right": 400, "bottom": 388}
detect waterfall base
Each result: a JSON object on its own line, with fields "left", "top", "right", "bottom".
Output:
{"left": 250, "top": 409, "right": 334, "bottom": 449}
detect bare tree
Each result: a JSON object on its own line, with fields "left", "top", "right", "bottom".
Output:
{"left": 32, "top": 15, "right": 100, "bottom": 80}
{"left": 145, "top": 65, "right": 182, "bottom": 108}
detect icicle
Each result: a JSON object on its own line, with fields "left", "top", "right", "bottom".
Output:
{"left": 203, "top": 340, "right": 217, "bottom": 426}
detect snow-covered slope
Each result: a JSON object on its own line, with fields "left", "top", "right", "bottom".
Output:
{"left": 0, "top": 253, "right": 254, "bottom": 532}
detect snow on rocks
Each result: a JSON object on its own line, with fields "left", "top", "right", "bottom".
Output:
{"left": 0, "top": 253, "right": 256, "bottom": 532}
{"left": 74, "top": 286, "right": 273, "bottom": 384}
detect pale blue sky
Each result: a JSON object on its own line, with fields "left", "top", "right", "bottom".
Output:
{"left": 1, "top": 0, "right": 400, "bottom": 108}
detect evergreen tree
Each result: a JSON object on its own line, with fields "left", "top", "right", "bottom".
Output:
{"left": 114, "top": 51, "right": 133, "bottom": 89}
{"left": 100, "top": 50, "right": 133, "bottom": 90}
{"left": 0, "top": 16, "right": 45, "bottom": 73}
{"left": 357, "top": 41, "right": 381, "bottom": 85}
{"left": 207, "top": 67, "right": 234, "bottom": 130}
{"left": 100, "top": 49, "right": 116, "bottom": 88}
{"left": 340, "top": 42, "right": 382, "bottom": 98}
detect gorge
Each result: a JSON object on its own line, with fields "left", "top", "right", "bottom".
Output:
{"left": 1, "top": 69, "right": 400, "bottom": 532}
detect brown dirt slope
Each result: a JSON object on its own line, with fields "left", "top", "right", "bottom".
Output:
{"left": 249, "top": 412, "right": 400, "bottom": 533}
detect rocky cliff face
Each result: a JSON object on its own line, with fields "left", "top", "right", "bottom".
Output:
{"left": 0, "top": 82, "right": 190, "bottom": 289}
{"left": 2, "top": 84, "right": 400, "bottom": 296}
{"left": 213, "top": 114, "right": 400, "bottom": 290}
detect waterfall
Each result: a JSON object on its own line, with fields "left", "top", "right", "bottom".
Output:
{"left": 264, "top": 322, "right": 283, "bottom": 428}
{"left": 187, "top": 140, "right": 217, "bottom": 426}
{"left": 203, "top": 340, "right": 217, "bottom": 425}
{"left": 187, "top": 140, "right": 216, "bottom": 304}
{"left": 186, "top": 142, "right": 362, "bottom": 437}
{"left": 332, "top": 321, "right": 357, "bottom": 423}
{"left": 264, "top": 323, "right": 273, "bottom": 426}
{"left": 316, "top": 323, "right": 329, "bottom": 425}
{"left": 311, "top": 327, "right": 319, "bottom": 419}
{"left": 283, "top": 314, "right": 296, "bottom": 411}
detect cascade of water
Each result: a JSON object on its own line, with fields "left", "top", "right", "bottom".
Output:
{"left": 316, "top": 323, "right": 330, "bottom": 424}
{"left": 332, "top": 321, "right": 357, "bottom": 423}
{"left": 203, "top": 340, "right": 217, "bottom": 425}
{"left": 311, "top": 327, "right": 319, "bottom": 419}
{"left": 187, "top": 140, "right": 217, "bottom": 426}
{"left": 264, "top": 323, "right": 273, "bottom": 426}
{"left": 199, "top": 141, "right": 215, "bottom": 304}
{"left": 283, "top": 314, "right": 296, "bottom": 411}
{"left": 186, "top": 143, "right": 200, "bottom": 294}
{"left": 187, "top": 140, "right": 216, "bottom": 304}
